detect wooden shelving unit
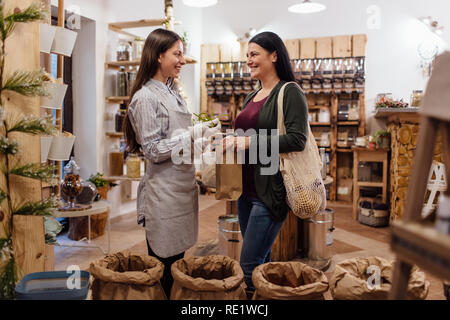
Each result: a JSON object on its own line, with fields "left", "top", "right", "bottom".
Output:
{"left": 106, "top": 56, "right": 197, "bottom": 70}
{"left": 106, "top": 96, "right": 129, "bottom": 104}
{"left": 201, "top": 34, "right": 368, "bottom": 202}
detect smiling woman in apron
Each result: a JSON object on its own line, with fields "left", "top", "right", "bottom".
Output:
{"left": 122, "top": 28, "right": 219, "bottom": 298}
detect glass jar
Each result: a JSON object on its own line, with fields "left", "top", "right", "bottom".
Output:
{"left": 110, "top": 150, "right": 124, "bottom": 176}
{"left": 116, "top": 67, "right": 128, "bottom": 97}
{"left": 127, "top": 70, "right": 137, "bottom": 96}
{"left": 132, "top": 38, "right": 145, "bottom": 60}
{"left": 411, "top": 90, "right": 423, "bottom": 107}
{"left": 115, "top": 107, "right": 126, "bottom": 132}
{"left": 117, "top": 42, "right": 131, "bottom": 61}
{"left": 126, "top": 153, "right": 141, "bottom": 178}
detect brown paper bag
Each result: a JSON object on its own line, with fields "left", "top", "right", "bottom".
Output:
{"left": 215, "top": 152, "right": 242, "bottom": 201}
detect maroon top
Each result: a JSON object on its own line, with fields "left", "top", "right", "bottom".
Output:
{"left": 234, "top": 96, "right": 268, "bottom": 199}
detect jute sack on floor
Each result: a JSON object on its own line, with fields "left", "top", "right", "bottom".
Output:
{"left": 89, "top": 251, "right": 166, "bottom": 300}
{"left": 252, "top": 262, "right": 329, "bottom": 300}
{"left": 170, "top": 255, "right": 247, "bottom": 300}
{"left": 329, "top": 256, "right": 430, "bottom": 300}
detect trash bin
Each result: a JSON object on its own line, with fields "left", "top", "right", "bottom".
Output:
{"left": 252, "top": 262, "right": 329, "bottom": 300}
{"left": 218, "top": 215, "right": 243, "bottom": 262}
{"left": 170, "top": 255, "right": 247, "bottom": 300}
{"left": 329, "top": 256, "right": 430, "bottom": 300}
{"left": 306, "top": 208, "right": 334, "bottom": 262}
{"left": 89, "top": 251, "right": 166, "bottom": 300}
{"left": 15, "top": 271, "right": 90, "bottom": 300}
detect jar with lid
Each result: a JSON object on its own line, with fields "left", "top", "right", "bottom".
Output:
{"left": 132, "top": 37, "right": 145, "bottom": 60}
{"left": 116, "top": 66, "right": 127, "bottom": 97}
{"left": 110, "top": 145, "right": 124, "bottom": 177}
{"left": 115, "top": 106, "right": 126, "bottom": 132}
{"left": 126, "top": 153, "right": 141, "bottom": 178}
{"left": 61, "top": 157, "right": 83, "bottom": 209}
{"left": 410, "top": 90, "right": 423, "bottom": 107}
{"left": 117, "top": 41, "right": 132, "bottom": 61}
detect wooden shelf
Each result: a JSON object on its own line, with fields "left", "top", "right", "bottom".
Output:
{"left": 109, "top": 19, "right": 167, "bottom": 30}
{"left": 310, "top": 122, "right": 331, "bottom": 126}
{"left": 374, "top": 107, "right": 420, "bottom": 119}
{"left": 103, "top": 175, "right": 142, "bottom": 182}
{"left": 337, "top": 148, "right": 353, "bottom": 153}
{"left": 106, "top": 96, "right": 129, "bottom": 104}
{"left": 304, "top": 88, "right": 364, "bottom": 95}
{"left": 106, "top": 132, "right": 124, "bottom": 138}
{"left": 309, "top": 105, "right": 331, "bottom": 110}
{"left": 338, "top": 121, "right": 359, "bottom": 126}
{"left": 391, "top": 221, "right": 450, "bottom": 281}
{"left": 357, "top": 181, "right": 384, "bottom": 187}
{"left": 106, "top": 56, "right": 197, "bottom": 70}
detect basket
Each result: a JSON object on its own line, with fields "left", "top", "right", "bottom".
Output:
{"left": 358, "top": 196, "right": 389, "bottom": 228}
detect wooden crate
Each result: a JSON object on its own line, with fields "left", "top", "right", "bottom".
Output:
{"left": 271, "top": 211, "right": 299, "bottom": 262}
{"left": 284, "top": 39, "right": 300, "bottom": 59}
{"left": 352, "top": 34, "right": 368, "bottom": 57}
{"left": 333, "top": 35, "right": 352, "bottom": 57}
{"left": 316, "top": 37, "right": 333, "bottom": 58}
{"left": 300, "top": 38, "right": 316, "bottom": 59}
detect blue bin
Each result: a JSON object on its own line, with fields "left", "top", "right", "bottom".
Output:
{"left": 15, "top": 271, "right": 90, "bottom": 300}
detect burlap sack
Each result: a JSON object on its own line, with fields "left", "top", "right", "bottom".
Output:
{"left": 89, "top": 251, "right": 166, "bottom": 300}
{"left": 252, "top": 262, "right": 329, "bottom": 300}
{"left": 170, "top": 255, "right": 247, "bottom": 300}
{"left": 329, "top": 257, "right": 430, "bottom": 300}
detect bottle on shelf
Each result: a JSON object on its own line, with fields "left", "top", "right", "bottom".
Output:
{"left": 115, "top": 103, "right": 127, "bottom": 132}
{"left": 116, "top": 66, "right": 128, "bottom": 97}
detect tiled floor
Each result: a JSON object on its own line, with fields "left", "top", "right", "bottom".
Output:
{"left": 54, "top": 195, "right": 447, "bottom": 300}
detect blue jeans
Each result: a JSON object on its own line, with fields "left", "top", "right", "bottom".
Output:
{"left": 237, "top": 195, "right": 286, "bottom": 291}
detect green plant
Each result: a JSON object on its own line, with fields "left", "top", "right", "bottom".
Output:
{"left": 88, "top": 173, "right": 108, "bottom": 188}
{"left": 0, "top": 2, "right": 54, "bottom": 300}
{"left": 373, "top": 129, "right": 391, "bottom": 143}
{"left": 181, "top": 31, "right": 189, "bottom": 44}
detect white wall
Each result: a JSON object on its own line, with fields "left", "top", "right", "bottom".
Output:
{"left": 201, "top": 0, "right": 450, "bottom": 133}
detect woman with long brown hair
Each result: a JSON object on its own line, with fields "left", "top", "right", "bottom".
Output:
{"left": 123, "top": 28, "right": 219, "bottom": 298}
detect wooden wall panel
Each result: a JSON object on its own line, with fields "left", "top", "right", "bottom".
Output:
{"left": 316, "top": 37, "right": 333, "bottom": 58}
{"left": 352, "top": 34, "right": 368, "bottom": 57}
{"left": 284, "top": 39, "right": 300, "bottom": 60}
{"left": 300, "top": 38, "right": 316, "bottom": 59}
{"left": 333, "top": 35, "right": 352, "bottom": 57}
{"left": 219, "top": 43, "right": 233, "bottom": 62}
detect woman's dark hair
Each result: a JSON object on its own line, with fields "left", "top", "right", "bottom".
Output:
{"left": 249, "top": 31, "right": 296, "bottom": 82}
{"left": 123, "top": 28, "right": 182, "bottom": 153}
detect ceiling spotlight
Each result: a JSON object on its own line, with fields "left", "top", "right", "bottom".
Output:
{"left": 182, "top": 0, "right": 218, "bottom": 8}
{"left": 288, "top": 0, "right": 326, "bottom": 14}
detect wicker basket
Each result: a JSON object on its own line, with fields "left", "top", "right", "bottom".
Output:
{"left": 358, "top": 196, "right": 389, "bottom": 228}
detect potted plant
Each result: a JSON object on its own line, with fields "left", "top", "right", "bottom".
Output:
{"left": 88, "top": 173, "right": 109, "bottom": 200}
{"left": 181, "top": 31, "right": 190, "bottom": 56}
{"left": 374, "top": 130, "right": 391, "bottom": 149}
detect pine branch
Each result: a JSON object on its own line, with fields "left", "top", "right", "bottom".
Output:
{"left": 12, "top": 198, "right": 54, "bottom": 217}
{"left": 5, "top": 113, "right": 55, "bottom": 136}
{"left": 0, "top": 257, "right": 17, "bottom": 300}
{"left": 0, "top": 136, "right": 18, "bottom": 156}
{"left": 2, "top": 69, "right": 48, "bottom": 97}
{"left": 2, "top": 2, "right": 47, "bottom": 41}
{"left": 9, "top": 163, "right": 54, "bottom": 183}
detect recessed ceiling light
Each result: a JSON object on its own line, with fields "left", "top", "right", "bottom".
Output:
{"left": 182, "top": 0, "right": 218, "bottom": 8}
{"left": 288, "top": 0, "right": 326, "bottom": 14}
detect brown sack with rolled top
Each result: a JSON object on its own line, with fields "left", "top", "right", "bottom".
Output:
{"left": 170, "top": 255, "right": 247, "bottom": 300}
{"left": 252, "top": 262, "right": 329, "bottom": 300}
{"left": 89, "top": 251, "right": 167, "bottom": 300}
{"left": 329, "top": 256, "right": 429, "bottom": 300}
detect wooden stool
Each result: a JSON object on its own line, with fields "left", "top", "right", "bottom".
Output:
{"left": 389, "top": 52, "right": 450, "bottom": 299}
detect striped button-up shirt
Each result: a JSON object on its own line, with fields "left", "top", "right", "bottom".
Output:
{"left": 127, "top": 79, "right": 190, "bottom": 163}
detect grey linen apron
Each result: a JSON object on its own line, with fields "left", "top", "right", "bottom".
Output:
{"left": 138, "top": 92, "right": 198, "bottom": 259}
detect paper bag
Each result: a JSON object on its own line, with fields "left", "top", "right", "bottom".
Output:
{"left": 215, "top": 152, "right": 242, "bottom": 201}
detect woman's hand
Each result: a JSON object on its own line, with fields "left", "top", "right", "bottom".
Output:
{"left": 221, "top": 136, "right": 250, "bottom": 153}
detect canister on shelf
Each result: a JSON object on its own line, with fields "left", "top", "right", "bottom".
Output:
{"left": 318, "top": 108, "right": 330, "bottom": 123}
{"left": 126, "top": 153, "right": 141, "bottom": 178}
{"left": 127, "top": 70, "right": 137, "bottom": 96}
{"left": 117, "top": 41, "right": 131, "bottom": 61}
{"left": 132, "top": 37, "right": 145, "bottom": 60}
{"left": 109, "top": 151, "right": 124, "bottom": 176}
{"left": 410, "top": 90, "right": 423, "bottom": 107}
{"left": 116, "top": 66, "right": 127, "bottom": 97}
{"left": 115, "top": 107, "right": 126, "bottom": 132}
